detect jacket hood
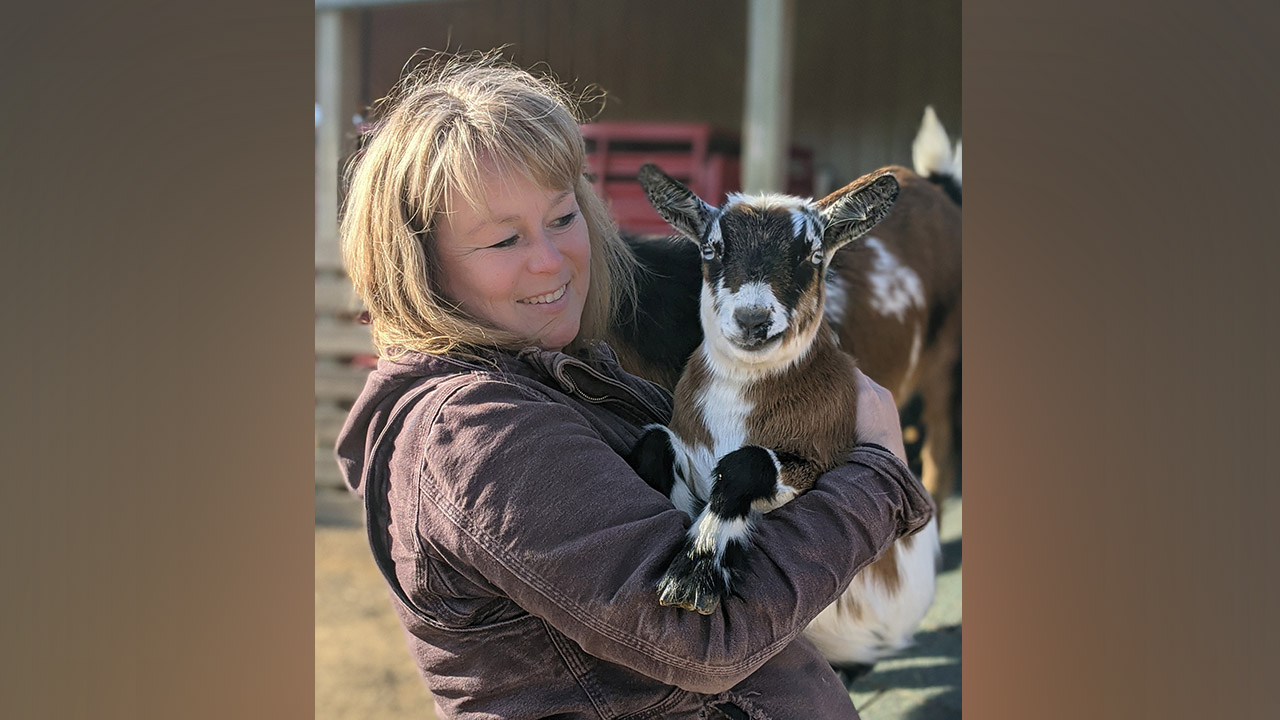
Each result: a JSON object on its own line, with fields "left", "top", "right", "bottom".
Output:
{"left": 334, "top": 350, "right": 470, "bottom": 497}
{"left": 333, "top": 342, "right": 671, "bottom": 497}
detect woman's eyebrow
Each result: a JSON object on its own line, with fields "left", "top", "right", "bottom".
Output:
{"left": 463, "top": 190, "right": 575, "bottom": 236}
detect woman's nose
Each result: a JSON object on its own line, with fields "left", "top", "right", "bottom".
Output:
{"left": 526, "top": 231, "right": 564, "bottom": 273}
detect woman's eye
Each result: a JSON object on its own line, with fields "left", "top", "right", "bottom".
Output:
{"left": 488, "top": 235, "right": 518, "bottom": 249}
{"left": 550, "top": 211, "right": 578, "bottom": 229}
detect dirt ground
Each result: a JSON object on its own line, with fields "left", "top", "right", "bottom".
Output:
{"left": 315, "top": 488, "right": 960, "bottom": 719}
{"left": 315, "top": 489, "right": 439, "bottom": 720}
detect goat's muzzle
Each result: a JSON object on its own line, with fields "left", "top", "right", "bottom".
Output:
{"left": 732, "top": 306, "right": 777, "bottom": 349}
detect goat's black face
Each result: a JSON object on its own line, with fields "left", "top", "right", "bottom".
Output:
{"left": 637, "top": 163, "right": 900, "bottom": 369}
{"left": 701, "top": 197, "right": 826, "bottom": 354}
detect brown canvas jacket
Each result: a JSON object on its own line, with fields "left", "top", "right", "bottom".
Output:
{"left": 335, "top": 342, "right": 935, "bottom": 719}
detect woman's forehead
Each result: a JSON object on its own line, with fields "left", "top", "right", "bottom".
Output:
{"left": 447, "top": 158, "right": 572, "bottom": 216}
{"left": 466, "top": 191, "right": 574, "bottom": 235}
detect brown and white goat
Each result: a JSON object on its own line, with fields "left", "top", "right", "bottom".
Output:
{"left": 613, "top": 165, "right": 961, "bottom": 510}
{"left": 613, "top": 108, "right": 961, "bottom": 509}
{"left": 625, "top": 163, "right": 942, "bottom": 670}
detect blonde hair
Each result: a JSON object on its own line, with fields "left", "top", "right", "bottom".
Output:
{"left": 340, "top": 50, "right": 636, "bottom": 359}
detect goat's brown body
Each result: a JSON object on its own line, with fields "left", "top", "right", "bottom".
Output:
{"left": 677, "top": 322, "right": 917, "bottom": 596}
{"left": 670, "top": 325, "right": 859, "bottom": 493}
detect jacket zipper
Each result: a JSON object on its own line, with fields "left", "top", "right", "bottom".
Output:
{"left": 552, "top": 360, "right": 669, "bottom": 427}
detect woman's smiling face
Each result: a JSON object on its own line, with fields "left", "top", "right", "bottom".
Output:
{"left": 433, "top": 163, "right": 592, "bottom": 352}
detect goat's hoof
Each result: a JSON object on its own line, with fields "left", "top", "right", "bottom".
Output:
{"left": 657, "top": 550, "right": 728, "bottom": 615}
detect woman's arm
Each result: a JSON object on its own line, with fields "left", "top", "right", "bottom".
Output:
{"left": 414, "top": 377, "right": 932, "bottom": 694}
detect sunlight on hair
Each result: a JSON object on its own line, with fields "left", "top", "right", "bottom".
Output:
{"left": 339, "top": 50, "right": 635, "bottom": 359}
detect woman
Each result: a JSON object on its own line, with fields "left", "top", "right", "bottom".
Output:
{"left": 335, "top": 52, "right": 934, "bottom": 719}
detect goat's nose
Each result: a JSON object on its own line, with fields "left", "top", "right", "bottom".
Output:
{"left": 733, "top": 306, "right": 772, "bottom": 339}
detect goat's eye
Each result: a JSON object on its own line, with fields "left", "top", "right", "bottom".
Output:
{"left": 809, "top": 248, "right": 824, "bottom": 265}
{"left": 701, "top": 243, "right": 718, "bottom": 260}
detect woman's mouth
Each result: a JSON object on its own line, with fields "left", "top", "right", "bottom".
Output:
{"left": 518, "top": 283, "right": 568, "bottom": 305}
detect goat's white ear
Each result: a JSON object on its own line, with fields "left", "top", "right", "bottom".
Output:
{"left": 638, "top": 163, "right": 715, "bottom": 242}
{"left": 819, "top": 171, "right": 900, "bottom": 255}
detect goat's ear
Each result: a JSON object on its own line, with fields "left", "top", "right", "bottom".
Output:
{"left": 638, "top": 163, "right": 715, "bottom": 241}
{"left": 819, "top": 171, "right": 901, "bottom": 254}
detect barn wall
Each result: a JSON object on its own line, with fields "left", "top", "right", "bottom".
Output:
{"left": 361, "top": 0, "right": 960, "bottom": 197}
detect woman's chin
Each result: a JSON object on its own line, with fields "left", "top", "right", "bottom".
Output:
{"left": 537, "top": 323, "right": 580, "bottom": 352}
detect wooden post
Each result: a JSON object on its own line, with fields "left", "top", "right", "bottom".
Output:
{"left": 741, "top": 0, "right": 796, "bottom": 194}
{"left": 315, "top": 9, "right": 360, "bottom": 271}
{"left": 315, "top": 9, "right": 365, "bottom": 489}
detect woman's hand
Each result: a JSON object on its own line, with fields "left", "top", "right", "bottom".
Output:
{"left": 852, "top": 368, "right": 907, "bottom": 463}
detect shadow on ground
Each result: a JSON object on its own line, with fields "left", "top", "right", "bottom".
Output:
{"left": 848, "top": 493, "right": 962, "bottom": 719}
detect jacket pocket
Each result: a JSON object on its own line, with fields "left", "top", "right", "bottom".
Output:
{"left": 542, "top": 620, "right": 693, "bottom": 720}
{"left": 413, "top": 546, "right": 528, "bottom": 631}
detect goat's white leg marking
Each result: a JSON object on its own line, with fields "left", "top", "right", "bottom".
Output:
{"left": 749, "top": 449, "right": 798, "bottom": 513}
{"left": 864, "top": 237, "right": 925, "bottom": 322}
{"left": 641, "top": 423, "right": 704, "bottom": 517}
{"left": 688, "top": 510, "right": 754, "bottom": 562}
{"left": 670, "top": 481, "right": 699, "bottom": 518}
{"left": 752, "top": 484, "right": 799, "bottom": 514}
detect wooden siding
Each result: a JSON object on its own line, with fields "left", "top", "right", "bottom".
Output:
{"left": 316, "top": 0, "right": 960, "bottom": 486}
{"left": 361, "top": 0, "right": 960, "bottom": 191}
{"left": 315, "top": 254, "right": 372, "bottom": 490}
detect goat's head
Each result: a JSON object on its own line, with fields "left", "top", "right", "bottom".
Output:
{"left": 638, "top": 163, "right": 899, "bottom": 370}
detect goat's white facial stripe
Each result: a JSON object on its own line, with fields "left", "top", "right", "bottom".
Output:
{"left": 806, "top": 213, "right": 824, "bottom": 255}
{"left": 716, "top": 280, "right": 789, "bottom": 343}
{"left": 702, "top": 288, "right": 817, "bottom": 378}
{"left": 789, "top": 208, "right": 806, "bottom": 241}
{"left": 703, "top": 213, "right": 723, "bottom": 257}
{"left": 864, "top": 237, "right": 925, "bottom": 322}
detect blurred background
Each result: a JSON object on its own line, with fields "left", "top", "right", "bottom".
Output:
{"left": 315, "top": 2, "right": 960, "bottom": 718}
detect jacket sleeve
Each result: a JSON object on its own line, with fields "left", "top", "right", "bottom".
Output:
{"left": 416, "top": 377, "right": 934, "bottom": 694}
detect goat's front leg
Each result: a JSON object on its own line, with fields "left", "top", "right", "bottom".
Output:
{"left": 627, "top": 424, "right": 702, "bottom": 517}
{"left": 657, "top": 446, "right": 820, "bottom": 614}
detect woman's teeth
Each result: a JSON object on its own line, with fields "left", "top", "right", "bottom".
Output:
{"left": 519, "top": 284, "right": 567, "bottom": 305}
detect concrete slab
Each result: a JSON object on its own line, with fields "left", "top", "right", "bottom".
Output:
{"left": 850, "top": 495, "right": 962, "bottom": 719}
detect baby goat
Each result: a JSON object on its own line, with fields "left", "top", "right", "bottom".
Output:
{"left": 613, "top": 117, "right": 961, "bottom": 511}
{"left": 627, "top": 163, "right": 935, "bottom": 634}
{"left": 627, "top": 164, "right": 941, "bottom": 668}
